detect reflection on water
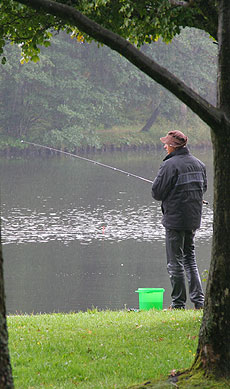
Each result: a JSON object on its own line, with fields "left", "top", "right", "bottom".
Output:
{"left": 1, "top": 149, "right": 213, "bottom": 313}
{"left": 2, "top": 202, "right": 164, "bottom": 245}
{"left": 2, "top": 199, "right": 212, "bottom": 245}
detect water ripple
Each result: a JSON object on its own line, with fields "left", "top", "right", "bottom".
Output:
{"left": 1, "top": 203, "right": 213, "bottom": 246}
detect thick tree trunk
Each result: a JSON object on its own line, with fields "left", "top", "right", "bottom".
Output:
{"left": 194, "top": 0, "right": 230, "bottom": 377}
{"left": 0, "top": 225, "right": 14, "bottom": 388}
{"left": 194, "top": 129, "right": 230, "bottom": 376}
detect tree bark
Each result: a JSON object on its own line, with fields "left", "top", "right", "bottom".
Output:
{"left": 194, "top": 0, "right": 230, "bottom": 377}
{"left": 194, "top": 130, "right": 230, "bottom": 377}
{"left": 0, "top": 223, "right": 14, "bottom": 388}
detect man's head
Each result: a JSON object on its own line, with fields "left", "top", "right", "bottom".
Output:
{"left": 160, "top": 130, "right": 188, "bottom": 154}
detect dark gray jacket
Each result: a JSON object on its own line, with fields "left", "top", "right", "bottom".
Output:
{"left": 152, "top": 147, "right": 207, "bottom": 230}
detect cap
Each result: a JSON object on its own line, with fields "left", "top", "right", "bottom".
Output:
{"left": 160, "top": 130, "right": 188, "bottom": 148}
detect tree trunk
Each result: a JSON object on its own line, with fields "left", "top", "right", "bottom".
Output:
{"left": 140, "top": 103, "right": 161, "bottom": 132}
{"left": 194, "top": 129, "right": 230, "bottom": 376}
{"left": 193, "top": 0, "right": 230, "bottom": 377}
{"left": 0, "top": 224, "right": 14, "bottom": 388}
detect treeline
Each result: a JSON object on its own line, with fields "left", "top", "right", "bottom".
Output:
{"left": 0, "top": 28, "right": 216, "bottom": 151}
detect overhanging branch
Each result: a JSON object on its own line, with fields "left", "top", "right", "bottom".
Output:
{"left": 13, "top": 0, "right": 224, "bottom": 131}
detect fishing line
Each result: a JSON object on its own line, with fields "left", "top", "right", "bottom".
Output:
{"left": 21, "top": 140, "right": 209, "bottom": 205}
{"left": 21, "top": 140, "right": 153, "bottom": 184}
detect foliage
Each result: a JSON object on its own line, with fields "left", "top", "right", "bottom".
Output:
{"left": 0, "top": 1, "right": 217, "bottom": 151}
{"left": 0, "top": 1, "right": 188, "bottom": 62}
{"left": 0, "top": 27, "right": 215, "bottom": 150}
{"left": 8, "top": 309, "right": 203, "bottom": 388}
{"left": 0, "top": 1, "right": 60, "bottom": 64}
{"left": 0, "top": 34, "right": 128, "bottom": 148}
{"left": 0, "top": 1, "right": 218, "bottom": 63}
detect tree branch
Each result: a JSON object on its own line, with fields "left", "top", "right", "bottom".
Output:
{"left": 13, "top": 0, "right": 224, "bottom": 131}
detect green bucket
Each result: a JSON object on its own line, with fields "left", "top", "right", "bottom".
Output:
{"left": 135, "top": 288, "right": 165, "bottom": 310}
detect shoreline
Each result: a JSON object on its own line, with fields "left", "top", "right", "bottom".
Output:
{"left": 0, "top": 141, "right": 212, "bottom": 158}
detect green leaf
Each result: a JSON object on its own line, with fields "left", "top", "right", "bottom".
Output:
{"left": 31, "top": 55, "right": 40, "bottom": 63}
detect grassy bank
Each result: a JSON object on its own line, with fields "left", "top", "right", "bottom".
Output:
{"left": 8, "top": 309, "right": 204, "bottom": 389}
{"left": 96, "top": 119, "right": 211, "bottom": 151}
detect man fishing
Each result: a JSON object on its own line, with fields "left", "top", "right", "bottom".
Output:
{"left": 152, "top": 130, "right": 207, "bottom": 310}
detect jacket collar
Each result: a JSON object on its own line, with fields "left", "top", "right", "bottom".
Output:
{"left": 163, "top": 146, "right": 189, "bottom": 161}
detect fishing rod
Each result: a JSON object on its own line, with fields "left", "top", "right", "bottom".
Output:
{"left": 21, "top": 140, "right": 153, "bottom": 184}
{"left": 20, "top": 140, "right": 209, "bottom": 205}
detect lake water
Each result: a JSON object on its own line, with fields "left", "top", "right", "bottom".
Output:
{"left": 1, "top": 148, "right": 213, "bottom": 313}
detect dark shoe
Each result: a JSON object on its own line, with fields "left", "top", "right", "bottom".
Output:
{"left": 194, "top": 304, "right": 204, "bottom": 310}
{"left": 168, "top": 304, "right": 185, "bottom": 310}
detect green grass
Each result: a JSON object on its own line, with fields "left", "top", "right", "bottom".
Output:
{"left": 95, "top": 118, "right": 211, "bottom": 150}
{"left": 8, "top": 309, "right": 204, "bottom": 389}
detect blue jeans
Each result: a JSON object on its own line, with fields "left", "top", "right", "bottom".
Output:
{"left": 165, "top": 229, "right": 204, "bottom": 309}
